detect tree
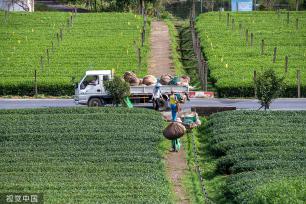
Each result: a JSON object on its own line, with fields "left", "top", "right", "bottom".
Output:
{"left": 104, "top": 76, "right": 130, "bottom": 106}
{"left": 255, "top": 69, "right": 284, "bottom": 110}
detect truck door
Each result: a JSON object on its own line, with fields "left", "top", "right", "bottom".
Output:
{"left": 79, "top": 75, "right": 102, "bottom": 100}
{"left": 100, "top": 74, "right": 111, "bottom": 94}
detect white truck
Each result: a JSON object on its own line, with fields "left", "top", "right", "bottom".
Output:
{"left": 74, "top": 70, "right": 189, "bottom": 107}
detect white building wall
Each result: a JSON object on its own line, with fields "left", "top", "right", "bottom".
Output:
{"left": 0, "top": 0, "right": 34, "bottom": 12}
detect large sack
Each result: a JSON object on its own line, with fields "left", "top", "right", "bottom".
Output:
{"left": 181, "top": 75, "right": 190, "bottom": 83}
{"left": 180, "top": 76, "right": 190, "bottom": 86}
{"left": 123, "top": 71, "right": 137, "bottom": 82}
{"left": 160, "top": 74, "right": 173, "bottom": 85}
{"left": 142, "top": 75, "right": 157, "bottom": 86}
{"left": 129, "top": 77, "right": 140, "bottom": 86}
{"left": 123, "top": 71, "right": 139, "bottom": 86}
{"left": 163, "top": 122, "right": 186, "bottom": 140}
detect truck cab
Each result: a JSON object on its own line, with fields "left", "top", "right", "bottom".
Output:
{"left": 75, "top": 70, "right": 113, "bottom": 106}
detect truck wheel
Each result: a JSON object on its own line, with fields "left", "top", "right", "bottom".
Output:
{"left": 88, "top": 98, "right": 103, "bottom": 107}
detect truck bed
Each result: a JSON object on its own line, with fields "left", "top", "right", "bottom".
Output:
{"left": 130, "top": 85, "right": 189, "bottom": 95}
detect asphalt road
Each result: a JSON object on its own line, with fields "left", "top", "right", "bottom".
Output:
{"left": 0, "top": 98, "right": 305, "bottom": 110}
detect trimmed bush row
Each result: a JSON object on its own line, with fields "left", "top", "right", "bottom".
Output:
{"left": 0, "top": 107, "right": 172, "bottom": 203}
{"left": 203, "top": 110, "right": 306, "bottom": 203}
{"left": 196, "top": 11, "right": 306, "bottom": 97}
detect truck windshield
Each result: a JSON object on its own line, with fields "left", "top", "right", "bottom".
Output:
{"left": 80, "top": 75, "right": 99, "bottom": 89}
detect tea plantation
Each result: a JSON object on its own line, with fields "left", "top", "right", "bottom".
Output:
{"left": 203, "top": 111, "right": 306, "bottom": 203}
{"left": 0, "top": 108, "right": 172, "bottom": 203}
{"left": 0, "top": 12, "right": 149, "bottom": 96}
{"left": 196, "top": 11, "right": 306, "bottom": 97}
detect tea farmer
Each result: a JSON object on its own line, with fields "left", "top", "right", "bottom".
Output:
{"left": 152, "top": 83, "right": 162, "bottom": 110}
{"left": 169, "top": 90, "right": 181, "bottom": 152}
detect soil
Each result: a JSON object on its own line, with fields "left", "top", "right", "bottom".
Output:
{"left": 148, "top": 21, "right": 176, "bottom": 76}
{"left": 165, "top": 145, "right": 190, "bottom": 204}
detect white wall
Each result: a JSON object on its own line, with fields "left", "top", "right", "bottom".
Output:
{"left": 0, "top": 0, "right": 34, "bottom": 12}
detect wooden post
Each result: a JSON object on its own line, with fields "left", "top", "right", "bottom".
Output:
{"left": 141, "top": 31, "right": 145, "bottom": 47}
{"left": 297, "top": 69, "right": 301, "bottom": 98}
{"left": 56, "top": 33, "right": 60, "bottom": 45}
{"left": 251, "top": 33, "right": 254, "bottom": 47}
{"left": 261, "top": 39, "right": 264, "bottom": 55}
{"left": 70, "top": 15, "right": 73, "bottom": 26}
{"left": 51, "top": 41, "right": 54, "bottom": 52}
{"left": 285, "top": 56, "right": 288, "bottom": 73}
{"left": 203, "top": 61, "right": 208, "bottom": 91}
{"left": 34, "top": 69, "right": 38, "bottom": 96}
{"left": 239, "top": 23, "right": 242, "bottom": 37}
{"left": 232, "top": 18, "right": 235, "bottom": 31}
{"left": 60, "top": 29, "right": 63, "bottom": 40}
{"left": 226, "top": 13, "right": 229, "bottom": 27}
{"left": 246, "top": 29, "right": 249, "bottom": 46}
{"left": 296, "top": 18, "right": 299, "bottom": 30}
{"left": 46, "top": 49, "right": 50, "bottom": 64}
{"left": 254, "top": 70, "right": 257, "bottom": 97}
{"left": 138, "top": 47, "right": 141, "bottom": 69}
{"left": 273, "top": 47, "right": 277, "bottom": 63}
{"left": 287, "top": 12, "right": 290, "bottom": 24}
{"left": 40, "top": 56, "right": 43, "bottom": 72}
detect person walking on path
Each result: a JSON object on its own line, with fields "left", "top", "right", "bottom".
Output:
{"left": 169, "top": 90, "right": 181, "bottom": 152}
{"left": 152, "top": 83, "right": 162, "bottom": 110}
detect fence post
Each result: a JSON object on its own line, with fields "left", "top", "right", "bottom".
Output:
{"left": 141, "top": 31, "right": 145, "bottom": 47}
{"left": 245, "top": 29, "right": 248, "bottom": 46}
{"left": 40, "top": 56, "right": 43, "bottom": 72}
{"left": 138, "top": 47, "right": 141, "bottom": 69}
{"left": 34, "top": 69, "right": 38, "bottom": 96}
{"left": 297, "top": 69, "right": 301, "bottom": 98}
{"left": 46, "top": 49, "right": 50, "bottom": 64}
{"left": 296, "top": 18, "right": 299, "bottom": 30}
{"left": 273, "top": 47, "right": 277, "bottom": 63}
{"left": 254, "top": 70, "right": 257, "bottom": 97}
{"left": 287, "top": 12, "right": 290, "bottom": 24}
{"left": 285, "top": 56, "right": 288, "bottom": 73}
{"left": 261, "top": 39, "right": 264, "bottom": 55}
{"left": 70, "top": 15, "right": 73, "bottom": 27}
{"left": 203, "top": 60, "right": 208, "bottom": 91}
{"left": 250, "top": 33, "right": 254, "bottom": 47}
{"left": 56, "top": 33, "right": 60, "bottom": 45}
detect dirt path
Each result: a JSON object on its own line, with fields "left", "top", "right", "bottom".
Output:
{"left": 148, "top": 21, "right": 175, "bottom": 76}
{"left": 165, "top": 145, "right": 190, "bottom": 204}
{"left": 150, "top": 21, "right": 190, "bottom": 203}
